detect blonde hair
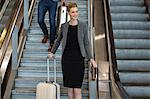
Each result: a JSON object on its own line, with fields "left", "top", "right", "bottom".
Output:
{"left": 67, "top": 2, "right": 78, "bottom": 12}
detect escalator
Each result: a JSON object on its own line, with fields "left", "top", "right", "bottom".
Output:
{"left": 0, "top": 0, "right": 16, "bottom": 36}
{"left": 109, "top": 0, "right": 150, "bottom": 98}
{"left": 11, "top": 0, "right": 89, "bottom": 99}
{"left": 0, "top": 0, "right": 25, "bottom": 99}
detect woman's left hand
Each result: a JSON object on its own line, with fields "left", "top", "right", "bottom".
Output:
{"left": 90, "top": 59, "right": 97, "bottom": 68}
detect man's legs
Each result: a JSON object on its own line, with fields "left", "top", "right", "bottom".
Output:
{"left": 145, "top": 0, "right": 150, "bottom": 19}
{"left": 48, "top": 0, "right": 57, "bottom": 51}
{"left": 38, "top": 1, "right": 49, "bottom": 43}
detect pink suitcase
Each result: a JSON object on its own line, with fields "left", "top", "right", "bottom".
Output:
{"left": 36, "top": 58, "right": 60, "bottom": 99}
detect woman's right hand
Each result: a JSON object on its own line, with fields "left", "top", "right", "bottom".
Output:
{"left": 48, "top": 52, "right": 55, "bottom": 59}
{"left": 61, "top": 0, "right": 66, "bottom": 6}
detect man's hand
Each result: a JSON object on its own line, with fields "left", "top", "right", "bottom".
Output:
{"left": 61, "top": 0, "right": 65, "bottom": 6}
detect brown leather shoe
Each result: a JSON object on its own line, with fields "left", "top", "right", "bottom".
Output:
{"left": 42, "top": 35, "right": 48, "bottom": 43}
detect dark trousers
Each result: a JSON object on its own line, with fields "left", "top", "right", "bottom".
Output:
{"left": 145, "top": 0, "right": 150, "bottom": 16}
{"left": 38, "top": 0, "right": 57, "bottom": 44}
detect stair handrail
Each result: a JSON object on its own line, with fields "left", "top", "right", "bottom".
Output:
{"left": 88, "top": 0, "right": 99, "bottom": 98}
{"left": 102, "top": 0, "right": 130, "bottom": 98}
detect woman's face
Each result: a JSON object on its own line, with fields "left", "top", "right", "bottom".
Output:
{"left": 69, "top": 7, "right": 78, "bottom": 20}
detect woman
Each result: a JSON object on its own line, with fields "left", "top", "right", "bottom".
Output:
{"left": 48, "top": 2, "right": 97, "bottom": 99}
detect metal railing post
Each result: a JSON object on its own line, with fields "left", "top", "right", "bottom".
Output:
{"left": 24, "top": 0, "right": 29, "bottom": 30}
{"left": 12, "top": 26, "right": 19, "bottom": 70}
{"left": 88, "top": 0, "right": 98, "bottom": 99}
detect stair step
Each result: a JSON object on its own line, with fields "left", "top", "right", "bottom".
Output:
{"left": 31, "top": 17, "right": 87, "bottom": 25}
{"left": 15, "top": 77, "right": 88, "bottom": 88}
{"left": 112, "top": 21, "right": 150, "bottom": 30}
{"left": 27, "top": 35, "right": 48, "bottom": 42}
{"left": 110, "top": 0, "right": 144, "bottom": 6}
{"left": 20, "top": 58, "right": 89, "bottom": 68}
{"left": 25, "top": 42, "right": 62, "bottom": 49}
{"left": 113, "top": 30, "right": 150, "bottom": 39}
{"left": 110, "top": 6, "right": 146, "bottom": 13}
{"left": 20, "top": 58, "right": 61, "bottom": 67}
{"left": 29, "top": 28, "right": 44, "bottom": 34}
{"left": 30, "top": 19, "right": 88, "bottom": 27}
{"left": 20, "top": 57, "right": 61, "bottom": 61}
{"left": 117, "top": 60, "right": 150, "bottom": 71}
{"left": 116, "top": 49, "right": 150, "bottom": 59}
{"left": 26, "top": 41, "right": 49, "bottom": 45}
{"left": 23, "top": 48, "right": 61, "bottom": 52}
{"left": 12, "top": 88, "right": 89, "bottom": 99}
{"left": 12, "top": 87, "right": 88, "bottom": 95}
{"left": 119, "top": 72, "right": 150, "bottom": 84}
{"left": 22, "top": 51, "right": 61, "bottom": 58}
{"left": 23, "top": 48, "right": 61, "bottom": 53}
{"left": 32, "top": 15, "right": 87, "bottom": 20}
{"left": 114, "top": 39, "right": 150, "bottom": 49}
{"left": 17, "top": 68, "right": 62, "bottom": 78}
{"left": 33, "top": 11, "right": 87, "bottom": 18}
{"left": 124, "top": 86, "right": 150, "bottom": 97}
{"left": 34, "top": 6, "right": 87, "bottom": 14}
{"left": 111, "top": 13, "right": 149, "bottom": 21}
{"left": 26, "top": 35, "right": 63, "bottom": 43}
{"left": 17, "top": 67, "right": 88, "bottom": 78}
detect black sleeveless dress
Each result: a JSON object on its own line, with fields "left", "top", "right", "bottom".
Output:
{"left": 62, "top": 25, "right": 85, "bottom": 88}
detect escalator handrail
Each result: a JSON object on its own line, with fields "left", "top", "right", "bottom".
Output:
{"left": 0, "top": 0, "right": 5, "bottom": 11}
{"left": 102, "top": 0, "right": 131, "bottom": 98}
{"left": 0, "top": 0, "right": 9, "bottom": 20}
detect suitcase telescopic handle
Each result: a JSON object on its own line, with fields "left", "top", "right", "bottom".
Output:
{"left": 54, "top": 59, "right": 56, "bottom": 83}
{"left": 47, "top": 58, "right": 50, "bottom": 82}
{"left": 47, "top": 57, "right": 57, "bottom": 83}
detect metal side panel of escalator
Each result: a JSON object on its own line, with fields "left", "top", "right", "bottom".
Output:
{"left": 109, "top": 0, "right": 150, "bottom": 98}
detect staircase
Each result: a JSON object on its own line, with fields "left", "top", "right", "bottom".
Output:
{"left": 109, "top": 0, "right": 150, "bottom": 98}
{"left": 11, "top": 0, "right": 89, "bottom": 99}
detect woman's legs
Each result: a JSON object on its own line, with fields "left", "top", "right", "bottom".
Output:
{"left": 74, "top": 88, "right": 82, "bottom": 99}
{"left": 68, "top": 88, "right": 82, "bottom": 99}
{"left": 68, "top": 88, "right": 74, "bottom": 99}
